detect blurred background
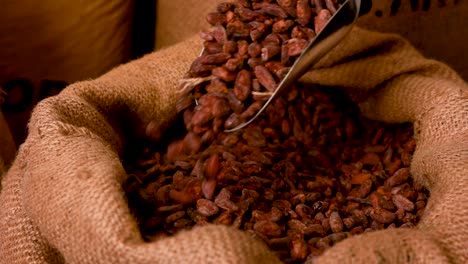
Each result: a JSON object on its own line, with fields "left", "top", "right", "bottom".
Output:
{"left": 0, "top": 0, "right": 467, "bottom": 159}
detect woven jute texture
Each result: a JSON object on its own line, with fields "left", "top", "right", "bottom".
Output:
{"left": 1, "top": 27, "right": 467, "bottom": 263}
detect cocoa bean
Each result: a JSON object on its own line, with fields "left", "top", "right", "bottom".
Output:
{"left": 237, "top": 40, "right": 249, "bottom": 57}
{"left": 206, "top": 12, "right": 227, "bottom": 25}
{"left": 191, "top": 107, "right": 214, "bottom": 127}
{"left": 224, "top": 113, "right": 243, "bottom": 129}
{"left": 265, "top": 61, "right": 290, "bottom": 79}
{"left": 197, "top": 198, "right": 219, "bottom": 217}
{"left": 202, "top": 179, "right": 217, "bottom": 200}
{"left": 184, "top": 132, "right": 202, "bottom": 154}
{"left": 360, "top": 152, "right": 381, "bottom": 166}
{"left": 247, "top": 57, "right": 263, "bottom": 68}
{"left": 204, "top": 154, "right": 220, "bottom": 180}
{"left": 234, "top": 69, "right": 252, "bottom": 101}
{"left": 272, "top": 19, "right": 294, "bottom": 33}
{"left": 213, "top": 25, "right": 228, "bottom": 44}
{"left": 157, "top": 204, "right": 182, "bottom": 214}
{"left": 254, "top": 65, "right": 277, "bottom": 92}
{"left": 370, "top": 208, "right": 396, "bottom": 224}
{"left": 261, "top": 43, "right": 281, "bottom": 61}
{"left": 227, "top": 20, "right": 252, "bottom": 38}
{"left": 190, "top": 58, "right": 216, "bottom": 76}
{"left": 204, "top": 41, "right": 224, "bottom": 54}
{"left": 200, "top": 53, "right": 231, "bottom": 65}
{"left": 329, "top": 211, "right": 344, "bottom": 233}
{"left": 296, "top": 0, "right": 311, "bottom": 26}
{"left": 254, "top": 220, "right": 283, "bottom": 237}
{"left": 250, "top": 21, "right": 268, "bottom": 41}
{"left": 314, "top": 9, "right": 331, "bottom": 33}
{"left": 277, "top": 0, "right": 297, "bottom": 9}
{"left": 269, "top": 236, "right": 291, "bottom": 250}
{"left": 214, "top": 211, "right": 233, "bottom": 225}
{"left": 290, "top": 233, "right": 309, "bottom": 260}
{"left": 313, "top": 0, "right": 324, "bottom": 13}
{"left": 212, "top": 98, "right": 230, "bottom": 118}
{"left": 325, "top": 0, "right": 337, "bottom": 14}
{"left": 212, "top": 67, "right": 238, "bottom": 82}
{"left": 256, "top": 3, "right": 289, "bottom": 18}
{"left": 173, "top": 219, "right": 192, "bottom": 229}
{"left": 263, "top": 33, "right": 282, "bottom": 45}
{"left": 415, "top": 200, "right": 426, "bottom": 210}
{"left": 167, "top": 140, "right": 185, "bottom": 162}
{"left": 224, "top": 58, "right": 244, "bottom": 71}
{"left": 295, "top": 204, "right": 313, "bottom": 219}
{"left": 238, "top": 0, "right": 251, "bottom": 8}
{"left": 392, "top": 193, "right": 415, "bottom": 212}
{"left": 226, "top": 91, "right": 244, "bottom": 113}
{"left": 216, "top": 2, "right": 234, "bottom": 13}
{"left": 385, "top": 168, "right": 410, "bottom": 187}
{"left": 235, "top": 7, "right": 262, "bottom": 22}
{"left": 248, "top": 42, "right": 262, "bottom": 57}
{"left": 285, "top": 38, "right": 309, "bottom": 57}
{"left": 165, "top": 211, "right": 186, "bottom": 223}
{"left": 223, "top": 40, "right": 238, "bottom": 54}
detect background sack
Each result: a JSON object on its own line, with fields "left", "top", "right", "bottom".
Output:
{"left": 0, "top": 0, "right": 135, "bottom": 145}
{"left": 155, "top": 0, "right": 468, "bottom": 81}
{"left": 0, "top": 27, "right": 467, "bottom": 263}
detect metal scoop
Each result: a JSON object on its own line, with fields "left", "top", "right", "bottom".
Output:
{"left": 223, "top": 0, "right": 372, "bottom": 132}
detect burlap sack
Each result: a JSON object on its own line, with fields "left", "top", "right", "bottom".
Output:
{"left": 155, "top": 0, "right": 468, "bottom": 81}
{"left": 0, "top": 0, "right": 134, "bottom": 145}
{"left": 1, "top": 27, "right": 467, "bottom": 263}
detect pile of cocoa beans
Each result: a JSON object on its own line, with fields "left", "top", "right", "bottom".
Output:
{"left": 123, "top": 1, "right": 429, "bottom": 263}
{"left": 124, "top": 84, "right": 427, "bottom": 262}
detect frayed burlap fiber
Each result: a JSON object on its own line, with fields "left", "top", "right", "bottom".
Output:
{"left": 0, "top": 27, "right": 467, "bottom": 263}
